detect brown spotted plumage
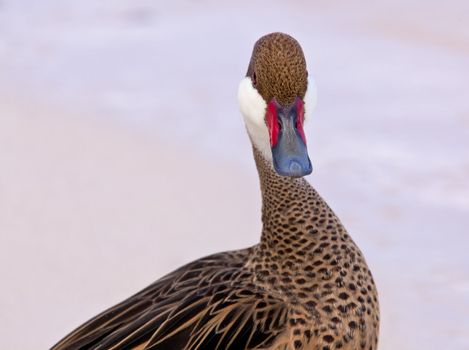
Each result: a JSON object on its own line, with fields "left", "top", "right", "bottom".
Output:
{"left": 247, "top": 33, "right": 308, "bottom": 105}
{"left": 51, "top": 32, "right": 379, "bottom": 350}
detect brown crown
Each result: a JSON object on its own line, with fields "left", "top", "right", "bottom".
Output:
{"left": 246, "top": 32, "right": 308, "bottom": 106}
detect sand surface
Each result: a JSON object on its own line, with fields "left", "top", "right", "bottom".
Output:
{"left": 1, "top": 1, "right": 468, "bottom": 349}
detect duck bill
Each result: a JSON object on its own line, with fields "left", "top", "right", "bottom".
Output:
{"left": 268, "top": 97, "right": 312, "bottom": 178}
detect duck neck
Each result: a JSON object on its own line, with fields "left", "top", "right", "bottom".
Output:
{"left": 252, "top": 147, "right": 341, "bottom": 274}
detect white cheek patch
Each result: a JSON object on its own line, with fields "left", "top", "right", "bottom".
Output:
{"left": 237, "top": 76, "right": 318, "bottom": 162}
{"left": 304, "top": 77, "right": 318, "bottom": 122}
{"left": 237, "top": 77, "right": 272, "bottom": 161}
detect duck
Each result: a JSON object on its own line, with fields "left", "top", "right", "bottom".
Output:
{"left": 51, "top": 32, "right": 380, "bottom": 350}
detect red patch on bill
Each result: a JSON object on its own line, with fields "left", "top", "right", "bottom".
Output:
{"left": 295, "top": 98, "right": 306, "bottom": 144}
{"left": 266, "top": 100, "right": 280, "bottom": 147}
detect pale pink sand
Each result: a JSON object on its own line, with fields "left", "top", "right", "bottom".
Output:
{"left": 1, "top": 1, "right": 469, "bottom": 349}
{"left": 0, "top": 97, "right": 261, "bottom": 349}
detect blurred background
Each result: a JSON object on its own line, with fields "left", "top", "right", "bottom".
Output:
{"left": 1, "top": 0, "right": 468, "bottom": 349}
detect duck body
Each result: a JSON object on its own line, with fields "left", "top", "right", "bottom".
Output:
{"left": 52, "top": 33, "right": 379, "bottom": 350}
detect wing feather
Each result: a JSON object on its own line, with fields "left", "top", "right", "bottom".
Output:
{"left": 51, "top": 249, "right": 288, "bottom": 350}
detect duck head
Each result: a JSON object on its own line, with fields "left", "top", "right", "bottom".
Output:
{"left": 238, "top": 32, "right": 317, "bottom": 178}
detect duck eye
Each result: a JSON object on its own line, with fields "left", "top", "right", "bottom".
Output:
{"left": 252, "top": 72, "right": 257, "bottom": 86}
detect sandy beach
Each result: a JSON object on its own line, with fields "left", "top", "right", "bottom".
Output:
{"left": 0, "top": 96, "right": 264, "bottom": 348}
{"left": 1, "top": 1, "right": 468, "bottom": 349}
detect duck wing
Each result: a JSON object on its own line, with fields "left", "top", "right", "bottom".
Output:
{"left": 51, "top": 250, "right": 288, "bottom": 350}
